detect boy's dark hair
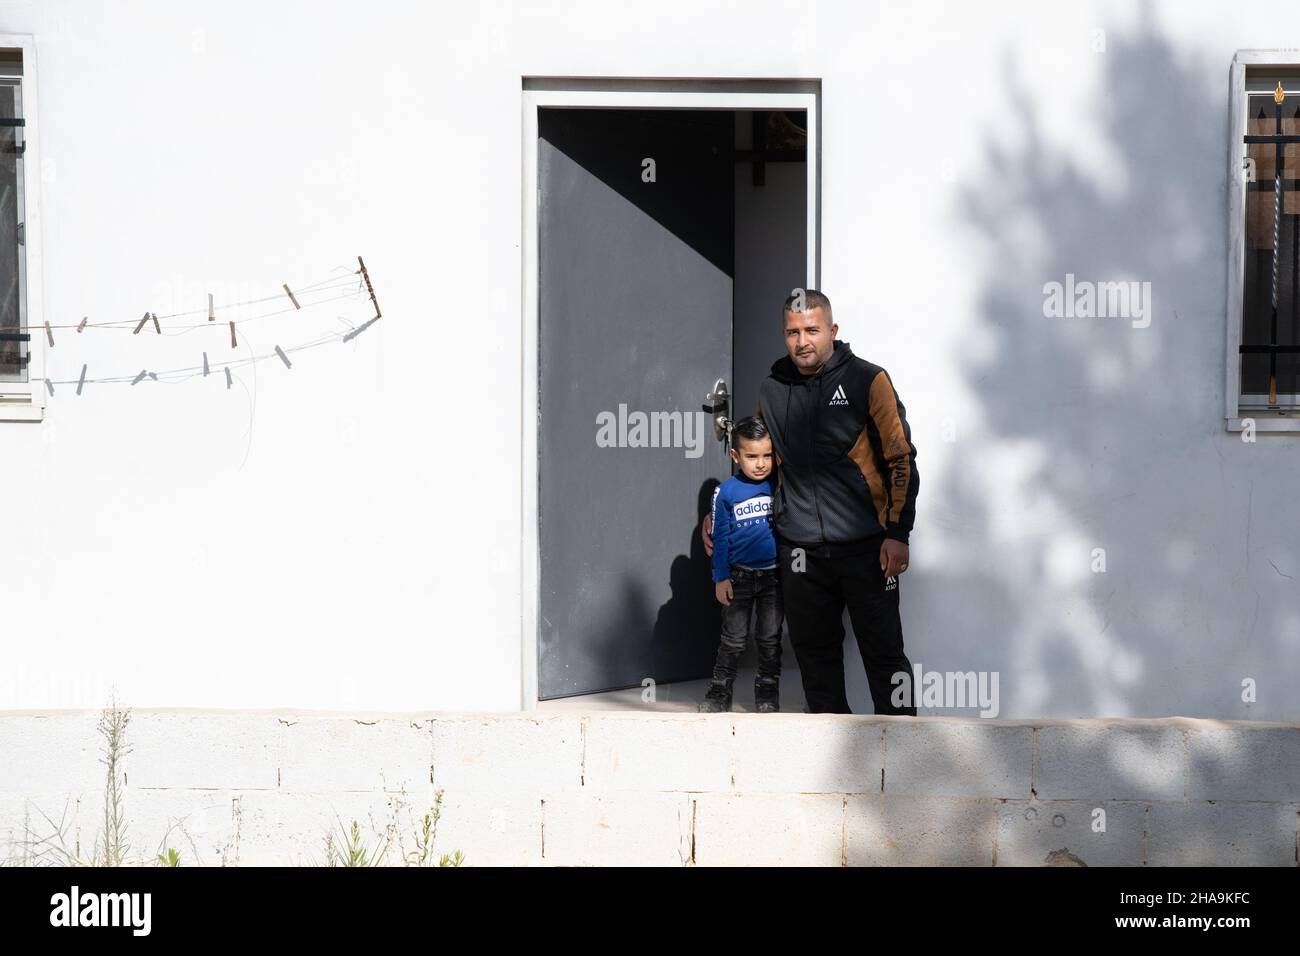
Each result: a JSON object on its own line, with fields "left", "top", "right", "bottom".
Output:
{"left": 731, "top": 415, "right": 770, "bottom": 450}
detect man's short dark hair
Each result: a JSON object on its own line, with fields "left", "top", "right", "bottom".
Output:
{"left": 782, "top": 288, "right": 833, "bottom": 324}
{"left": 731, "top": 415, "right": 770, "bottom": 450}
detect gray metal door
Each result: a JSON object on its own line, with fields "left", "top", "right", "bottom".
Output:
{"left": 538, "top": 108, "right": 734, "bottom": 699}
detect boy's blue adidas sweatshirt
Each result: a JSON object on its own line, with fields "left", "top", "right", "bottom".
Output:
{"left": 710, "top": 473, "right": 778, "bottom": 582}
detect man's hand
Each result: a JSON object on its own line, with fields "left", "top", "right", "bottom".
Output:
{"left": 715, "top": 578, "right": 733, "bottom": 606}
{"left": 880, "top": 539, "right": 909, "bottom": 578}
{"left": 702, "top": 513, "right": 714, "bottom": 557}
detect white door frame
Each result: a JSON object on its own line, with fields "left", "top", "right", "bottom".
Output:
{"left": 520, "top": 80, "right": 820, "bottom": 709}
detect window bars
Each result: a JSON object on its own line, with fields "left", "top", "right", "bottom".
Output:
{"left": 1242, "top": 81, "right": 1300, "bottom": 408}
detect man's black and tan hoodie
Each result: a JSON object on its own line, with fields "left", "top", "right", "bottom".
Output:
{"left": 757, "top": 339, "right": 919, "bottom": 550}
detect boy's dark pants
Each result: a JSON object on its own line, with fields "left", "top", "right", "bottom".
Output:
{"left": 708, "top": 567, "right": 783, "bottom": 687}
{"left": 777, "top": 536, "right": 917, "bottom": 716}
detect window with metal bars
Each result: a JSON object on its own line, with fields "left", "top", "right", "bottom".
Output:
{"left": 0, "top": 48, "right": 25, "bottom": 386}
{"left": 1241, "top": 78, "right": 1300, "bottom": 410}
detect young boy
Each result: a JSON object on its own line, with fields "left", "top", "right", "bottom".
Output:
{"left": 700, "top": 416, "right": 784, "bottom": 713}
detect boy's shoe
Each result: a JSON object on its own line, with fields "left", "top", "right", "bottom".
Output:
{"left": 699, "top": 681, "right": 733, "bottom": 713}
{"left": 754, "top": 680, "right": 779, "bottom": 713}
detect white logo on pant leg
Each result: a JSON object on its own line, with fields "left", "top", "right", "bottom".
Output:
{"left": 884, "top": 575, "right": 897, "bottom": 591}
{"left": 828, "top": 385, "right": 849, "bottom": 406}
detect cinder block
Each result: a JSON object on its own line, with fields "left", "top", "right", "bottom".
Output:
{"left": 1186, "top": 725, "right": 1300, "bottom": 801}
{"left": 540, "top": 792, "right": 692, "bottom": 866}
{"left": 846, "top": 794, "right": 997, "bottom": 866}
{"left": 431, "top": 791, "right": 542, "bottom": 866}
{"left": 731, "top": 715, "right": 881, "bottom": 794}
{"left": 128, "top": 788, "right": 240, "bottom": 867}
{"left": 0, "top": 789, "right": 106, "bottom": 865}
{"left": 884, "top": 720, "right": 1031, "bottom": 798}
{"left": 280, "top": 717, "right": 432, "bottom": 795}
{"left": 1035, "top": 724, "right": 1183, "bottom": 801}
{"left": 232, "top": 789, "right": 422, "bottom": 866}
{"left": 582, "top": 716, "right": 734, "bottom": 793}
{"left": 0, "top": 792, "right": 41, "bottom": 864}
{"left": 127, "top": 713, "right": 280, "bottom": 791}
{"left": 694, "top": 793, "right": 844, "bottom": 866}
{"left": 1146, "top": 801, "right": 1298, "bottom": 866}
{"left": 431, "top": 716, "right": 582, "bottom": 793}
{"left": 0, "top": 714, "right": 104, "bottom": 793}
{"left": 996, "top": 800, "right": 1145, "bottom": 866}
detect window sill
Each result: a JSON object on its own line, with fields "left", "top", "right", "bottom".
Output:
{"left": 0, "top": 399, "right": 44, "bottom": 422}
{"left": 1227, "top": 415, "right": 1300, "bottom": 433}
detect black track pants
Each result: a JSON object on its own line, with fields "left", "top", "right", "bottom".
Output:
{"left": 777, "top": 536, "right": 917, "bottom": 716}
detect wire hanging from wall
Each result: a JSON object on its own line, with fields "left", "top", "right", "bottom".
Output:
{"left": 21, "top": 256, "right": 383, "bottom": 392}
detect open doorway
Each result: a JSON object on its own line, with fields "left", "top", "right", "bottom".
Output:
{"left": 521, "top": 82, "right": 819, "bottom": 711}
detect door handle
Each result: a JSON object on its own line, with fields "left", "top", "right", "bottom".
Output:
{"left": 706, "top": 378, "right": 731, "bottom": 442}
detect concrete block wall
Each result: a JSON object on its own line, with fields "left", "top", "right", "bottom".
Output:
{"left": 1, "top": 712, "right": 1296, "bottom": 866}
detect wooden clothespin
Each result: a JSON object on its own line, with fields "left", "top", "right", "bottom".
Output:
{"left": 151, "top": 313, "right": 161, "bottom": 334}
{"left": 208, "top": 293, "right": 215, "bottom": 322}
{"left": 283, "top": 283, "right": 301, "bottom": 310}
{"left": 76, "top": 317, "right": 87, "bottom": 333}
{"left": 357, "top": 256, "right": 381, "bottom": 320}
{"left": 44, "top": 321, "right": 53, "bottom": 347}
{"left": 76, "top": 364, "right": 87, "bottom": 395}
{"left": 229, "top": 320, "right": 237, "bottom": 349}
{"left": 133, "top": 312, "right": 150, "bottom": 334}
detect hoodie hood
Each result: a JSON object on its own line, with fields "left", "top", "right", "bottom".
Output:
{"left": 769, "top": 339, "right": 856, "bottom": 385}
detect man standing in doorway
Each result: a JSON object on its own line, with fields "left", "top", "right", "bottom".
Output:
{"left": 707, "top": 289, "right": 920, "bottom": 715}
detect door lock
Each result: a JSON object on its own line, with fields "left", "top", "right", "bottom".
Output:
{"left": 706, "top": 378, "right": 731, "bottom": 442}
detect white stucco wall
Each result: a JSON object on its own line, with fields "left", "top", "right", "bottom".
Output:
{"left": 0, "top": 0, "right": 1295, "bottom": 717}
